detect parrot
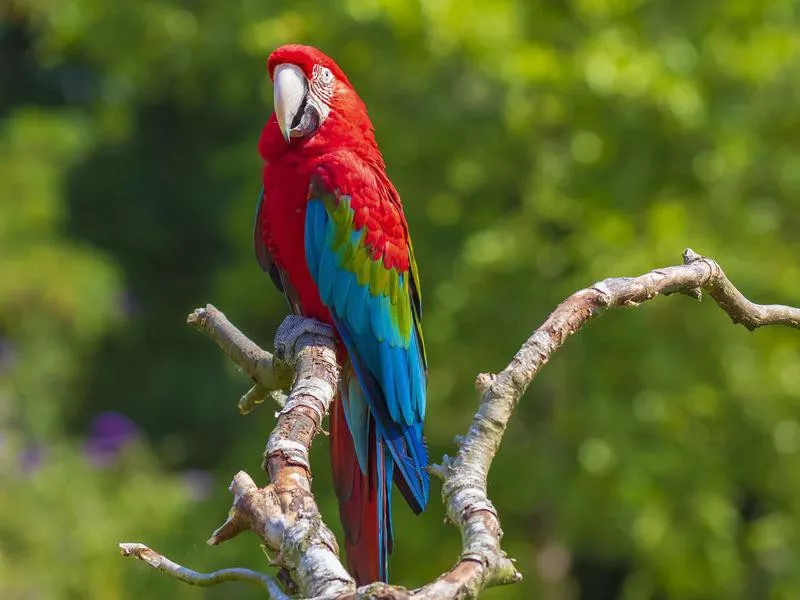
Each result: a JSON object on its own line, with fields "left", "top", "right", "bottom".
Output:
{"left": 254, "top": 44, "right": 429, "bottom": 585}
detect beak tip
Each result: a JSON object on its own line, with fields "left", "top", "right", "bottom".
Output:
{"left": 273, "top": 63, "right": 306, "bottom": 147}
{"left": 276, "top": 119, "right": 291, "bottom": 144}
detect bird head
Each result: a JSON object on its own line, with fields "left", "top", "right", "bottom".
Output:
{"left": 267, "top": 45, "right": 360, "bottom": 144}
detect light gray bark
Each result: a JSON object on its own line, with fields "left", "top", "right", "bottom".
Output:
{"left": 120, "top": 249, "right": 800, "bottom": 599}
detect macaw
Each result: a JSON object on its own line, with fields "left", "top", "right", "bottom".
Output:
{"left": 254, "top": 44, "right": 429, "bottom": 585}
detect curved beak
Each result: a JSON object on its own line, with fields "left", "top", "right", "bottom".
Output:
{"left": 273, "top": 63, "right": 307, "bottom": 144}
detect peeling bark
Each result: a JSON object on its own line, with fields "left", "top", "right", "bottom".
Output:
{"left": 121, "top": 250, "right": 800, "bottom": 599}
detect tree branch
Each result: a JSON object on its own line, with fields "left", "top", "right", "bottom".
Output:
{"left": 120, "top": 249, "right": 800, "bottom": 599}
{"left": 201, "top": 315, "right": 355, "bottom": 599}
{"left": 680, "top": 249, "right": 800, "bottom": 329}
{"left": 187, "top": 304, "right": 295, "bottom": 391}
{"left": 118, "top": 543, "right": 289, "bottom": 599}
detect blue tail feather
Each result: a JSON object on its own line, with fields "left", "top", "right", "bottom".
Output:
{"left": 334, "top": 315, "right": 430, "bottom": 513}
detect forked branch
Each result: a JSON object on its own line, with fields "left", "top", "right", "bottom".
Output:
{"left": 120, "top": 248, "right": 800, "bottom": 599}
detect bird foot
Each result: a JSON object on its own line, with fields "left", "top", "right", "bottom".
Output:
{"left": 273, "top": 315, "right": 335, "bottom": 363}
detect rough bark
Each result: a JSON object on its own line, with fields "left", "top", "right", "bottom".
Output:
{"left": 120, "top": 249, "right": 800, "bottom": 599}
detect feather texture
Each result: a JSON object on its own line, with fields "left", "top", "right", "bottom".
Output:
{"left": 305, "top": 189, "right": 429, "bottom": 511}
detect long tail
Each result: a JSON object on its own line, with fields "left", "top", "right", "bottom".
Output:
{"left": 331, "top": 367, "right": 393, "bottom": 585}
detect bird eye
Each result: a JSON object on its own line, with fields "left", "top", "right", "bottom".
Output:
{"left": 320, "top": 67, "right": 333, "bottom": 84}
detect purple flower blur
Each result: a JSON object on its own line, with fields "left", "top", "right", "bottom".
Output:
{"left": 19, "top": 443, "right": 45, "bottom": 474}
{"left": 115, "top": 290, "right": 139, "bottom": 319}
{"left": 0, "top": 337, "right": 17, "bottom": 372}
{"left": 182, "top": 469, "right": 214, "bottom": 502}
{"left": 83, "top": 411, "right": 140, "bottom": 468}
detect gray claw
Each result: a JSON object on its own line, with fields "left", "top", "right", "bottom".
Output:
{"left": 274, "top": 315, "right": 335, "bottom": 362}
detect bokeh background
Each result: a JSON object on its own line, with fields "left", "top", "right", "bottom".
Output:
{"left": 2, "top": 0, "right": 800, "bottom": 598}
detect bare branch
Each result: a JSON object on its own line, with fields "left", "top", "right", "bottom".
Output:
{"left": 124, "top": 311, "right": 354, "bottom": 598}
{"left": 396, "top": 248, "right": 800, "bottom": 598}
{"left": 122, "top": 250, "right": 800, "bottom": 599}
{"left": 187, "top": 304, "right": 294, "bottom": 390}
{"left": 118, "top": 543, "right": 289, "bottom": 599}
{"left": 204, "top": 320, "right": 355, "bottom": 599}
{"left": 681, "top": 249, "right": 800, "bottom": 330}
{"left": 239, "top": 383, "right": 287, "bottom": 414}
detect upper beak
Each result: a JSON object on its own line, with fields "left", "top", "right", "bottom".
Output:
{"left": 273, "top": 63, "right": 307, "bottom": 144}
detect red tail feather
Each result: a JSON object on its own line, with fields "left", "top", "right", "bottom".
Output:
{"left": 331, "top": 396, "right": 382, "bottom": 585}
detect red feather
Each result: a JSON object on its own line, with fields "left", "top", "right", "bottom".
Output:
{"left": 331, "top": 391, "right": 381, "bottom": 585}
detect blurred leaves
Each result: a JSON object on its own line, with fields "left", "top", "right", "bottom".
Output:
{"left": 2, "top": 0, "right": 800, "bottom": 598}
{"left": 0, "top": 109, "right": 120, "bottom": 435}
{"left": 0, "top": 439, "right": 198, "bottom": 600}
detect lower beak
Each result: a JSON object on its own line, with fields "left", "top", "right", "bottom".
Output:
{"left": 273, "top": 64, "right": 307, "bottom": 144}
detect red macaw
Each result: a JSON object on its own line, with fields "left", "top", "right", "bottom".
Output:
{"left": 254, "top": 44, "right": 429, "bottom": 585}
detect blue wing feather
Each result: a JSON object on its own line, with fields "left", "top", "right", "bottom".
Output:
{"left": 316, "top": 245, "right": 337, "bottom": 305}
{"left": 393, "top": 347, "right": 413, "bottom": 426}
{"left": 346, "top": 279, "right": 370, "bottom": 336}
{"left": 304, "top": 198, "right": 325, "bottom": 282}
{"left": 410, "top": 333, "right": 426, "bottom": 420}
{"left": 305, "top": 197, "right": 429, "bottom": 512}
{"left": 372, "top": 293, "right": 399, "bottom": 346}
{"left": 333, "top": 312, "right": 428, "bottom": 511}
{"left": 333, "top": 269, "right": 353, "bottom": 316}
{"left": 377, "top": 343, "right": 400, "bottom": 424}
{"left": 370, "top": 294, "right": 387, "bottom": 343}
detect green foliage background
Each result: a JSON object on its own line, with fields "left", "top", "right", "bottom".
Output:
{"left": 2, "top": 0, "right": 800, "bottom": 598}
